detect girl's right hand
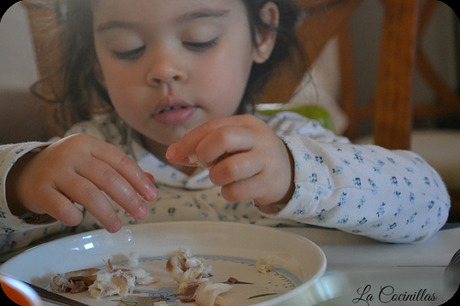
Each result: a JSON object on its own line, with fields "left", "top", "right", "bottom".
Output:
{"left": 7, "top": 134, "right": 158, "bottom": 233}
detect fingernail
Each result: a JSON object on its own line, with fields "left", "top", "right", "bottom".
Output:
{"left": 136, "top": 205, "right": 148, "bottom": 221}
{"left": 145, "top": 172, "right": 155, "bottom": 184}
{"left": 112, "top": 220, "right": 122, "bottom": 233}
{"left": 143, "top": 173, "right": 158, "bottom": 201}
{"left": 143, "top": 187, "right": 158, "bottom": 202}
{"left": 166, "top": 146, "right": 176, "bottom": 161}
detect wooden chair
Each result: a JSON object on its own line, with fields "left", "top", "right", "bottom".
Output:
{"left": 345, "top": 0, "right": 460, "bottom": 148}
{"left": 262, "top": 0, "right": 459, "bottom": 150}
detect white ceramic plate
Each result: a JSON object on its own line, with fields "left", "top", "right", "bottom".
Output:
{"left": 0, "top": 222, "right": 326, "bottom": 306}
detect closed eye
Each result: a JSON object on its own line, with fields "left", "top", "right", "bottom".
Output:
{"left": 183, "top": 38, "right": 218, "bottom": 52}
{"left": 112, "top": 46, "right": 146, "bottom": 60}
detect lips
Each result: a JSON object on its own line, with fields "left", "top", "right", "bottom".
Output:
{"left": 152, "top": 96, "right": 197, "bottom": 126}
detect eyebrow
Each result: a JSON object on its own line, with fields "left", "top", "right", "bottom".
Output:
{"left": 96, "top": 8, "right": 230, "bottom": 34}
{"left": 177, "top": 8, "right": 230, "bottom": 23}
{"left": 96, "top": 21, "right": 138, "bottom": 34}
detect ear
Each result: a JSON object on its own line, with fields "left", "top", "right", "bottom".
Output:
{"left": 253, "top": 2, "right": 280, "bottom": 64}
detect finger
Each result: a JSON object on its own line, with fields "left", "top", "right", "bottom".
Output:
{"left": 57, "top": 174, "right": 123, "bottom": 233}
{"left": 37, "top": 187, "right": 84, "bottom": 227}
{"left": 89, "top": 141, "right": 158, "bottom": 202}
{"left": 209, "top": 151, "right": 263, "bottom": 186}
{"left": 195, "top": 125, "right": 255, "bottom": 168}
{"left": 221, "top": 169, "right": 293, "bottom": 206}
{"left": 220, "top": 175, "right": 268, "bottom": 203}
{"left": 166, "top": 117, "right": 236, "bottom": 165}
{"left": 76, "top": 156, "right": 148, "bottom": 222}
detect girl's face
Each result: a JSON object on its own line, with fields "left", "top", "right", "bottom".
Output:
{"left": 93, "top": 0, "right": 272, "bottom": 147}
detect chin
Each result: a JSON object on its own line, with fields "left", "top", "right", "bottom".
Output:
{"left": 146, "top": 134, "right": 184, "bottom": 147}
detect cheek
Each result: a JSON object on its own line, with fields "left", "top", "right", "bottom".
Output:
{"left": 104, "top": 75, "right": 143, "bottom": 123}
{"left": 102, "top": 66, "right": 139, "bottom": 106}
{"left": 198, "top": 48, "right": 254, "bottom": 107}
{"left": 105, "top": 80, "right": 129, "bottom": 110}
{"left": 97, "top": 51, "right": 139, "bottom": 104}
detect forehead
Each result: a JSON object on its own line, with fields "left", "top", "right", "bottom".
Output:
{"left": 92, "top": 0, "right": 247, "bottom": 25}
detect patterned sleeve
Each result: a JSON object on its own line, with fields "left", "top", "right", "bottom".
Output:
{"left": 0, "top": 117, "right": 120, "bottom": 255}
{"left": 259, "top": 112, "right": 450, "bottom": 243}
{"left": 0, "top": 142, "right": 71, "bottom": 254}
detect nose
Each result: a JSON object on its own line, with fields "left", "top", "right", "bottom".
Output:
{"left": 146, "top": 52, "right": 187, "bottom": 86}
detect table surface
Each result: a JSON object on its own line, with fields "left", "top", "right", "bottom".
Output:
{"left": 280, "top": 225, "right": 460, "bottom": 305}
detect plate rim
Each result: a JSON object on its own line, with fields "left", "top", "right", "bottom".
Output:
{"left": 0, "top": 221, "right": 327, "bottom": 306}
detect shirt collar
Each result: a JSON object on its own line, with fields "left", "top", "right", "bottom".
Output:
{"left": 130, "top": 139, "right": 213, "bottom": 189}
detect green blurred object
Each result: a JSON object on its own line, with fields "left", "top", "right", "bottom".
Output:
{"left": 256, "top": 104, "right": 335, "bottom": 132}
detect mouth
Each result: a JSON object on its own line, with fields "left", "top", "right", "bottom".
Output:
{"left": 159, "top": 105, "right": 189, "bottom": 114}
{"left": 153, "top": 96, "right": 197, "bottom": 126}
{"left": 154, "top": 96, "right": 192, "bottom": 115}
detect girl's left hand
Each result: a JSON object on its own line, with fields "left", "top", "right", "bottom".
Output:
{"left": 166, "top": 115, "right": 295, "bottom": 206}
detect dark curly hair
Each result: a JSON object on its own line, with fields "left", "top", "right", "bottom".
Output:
{"left": 31, "top": 0, "right": 308, "bottom": 133}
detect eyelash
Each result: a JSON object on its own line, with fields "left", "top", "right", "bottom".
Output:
{"left": 183, "top": 38, "right": 218, "bottom": 52}
{"left": 112, "top": 38, "right": 218, "bottom": 60}
{"left": 112, "top": 46, "right": 146, "bottom": 60}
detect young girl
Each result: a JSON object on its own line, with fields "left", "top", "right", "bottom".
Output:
{"left": 0, "top": 0, "right": 450, "bottom": 255}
